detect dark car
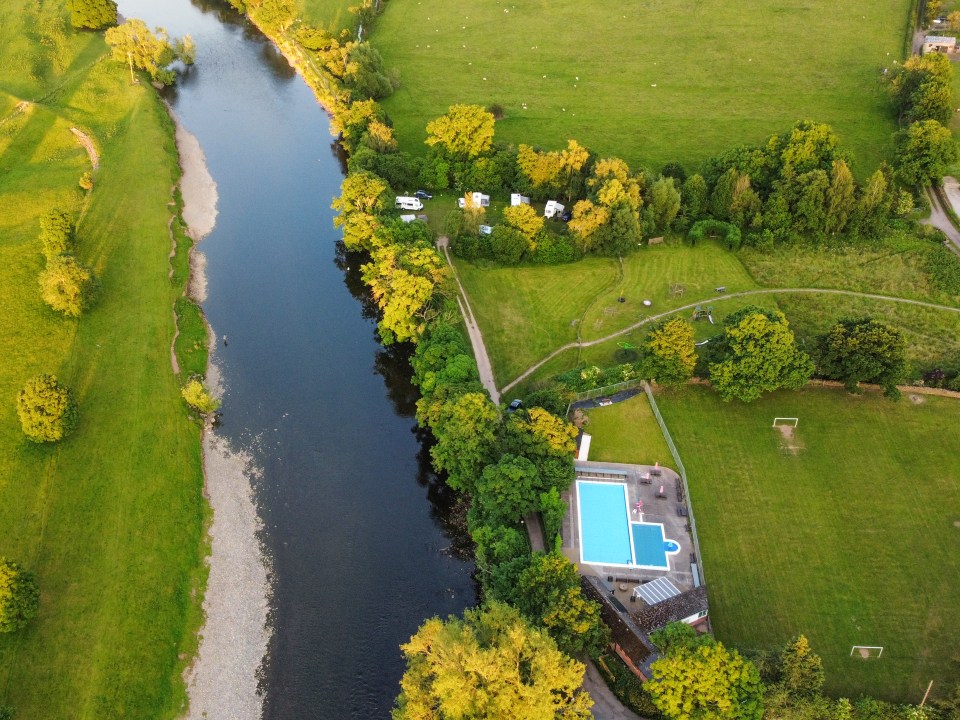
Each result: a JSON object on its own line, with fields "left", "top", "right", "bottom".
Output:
{"left": 560, "top": 210, "right": 572, "bottom": 222}
{"left": 507, "top": 399, "right": 523, "bottom": 413}
{"left": 413, "top": 189, "right": 433, "bottom": 200}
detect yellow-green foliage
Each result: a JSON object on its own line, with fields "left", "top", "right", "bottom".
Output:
{"left": 38, "top": 253, "right": 97, "bottom": 317}
{"left": 16, "top": 374, "right": 79, "bottom": 443}
{"left": 0, "top": 559, "right": 40, "bottom": 633}
{"left": 181, "top": 379, "right": 220, "bottom": 414}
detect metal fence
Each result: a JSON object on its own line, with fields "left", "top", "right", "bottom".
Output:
{"left": 642, "top": 382, "right": 706, "bottom": 584}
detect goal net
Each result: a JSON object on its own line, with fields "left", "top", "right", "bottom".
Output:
{"left": 772, "top": 417, "right": 799, "bottom": 428}
{"left": 850, "top": 646, "right": 883, "bottom": 659}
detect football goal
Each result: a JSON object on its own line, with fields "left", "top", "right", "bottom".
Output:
{"left": 850, "top": 646, "right": 884, "bottom": 659}
{"left": 772, "top": 417, "right": 799, "bottom": 428}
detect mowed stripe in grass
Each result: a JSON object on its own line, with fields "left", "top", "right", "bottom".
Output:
{"left": 375, "top": 0, "right": 909, "bottom": 173}
{"left": 0, "top": 8, "right": 205, "bottom": 718}
{"left": 655, "top": 385, "right": 960, "bottom": 701}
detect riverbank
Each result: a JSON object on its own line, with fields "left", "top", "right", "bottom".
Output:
{"left": 172, "top": 113, "right": 270, "bottom": 720}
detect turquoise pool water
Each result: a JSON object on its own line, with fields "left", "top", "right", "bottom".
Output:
{"left": 631, "top": 523, "right": 670, "bottom": 569}
{"left": 577, "top": 481, "right": 633, "bottom": 565}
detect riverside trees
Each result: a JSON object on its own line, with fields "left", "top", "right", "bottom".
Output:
{"left": 67, "top": 0, "right": 117, "bottom": 30}
{"left": 105, "top": 20, "right": 195, "bottom": 86}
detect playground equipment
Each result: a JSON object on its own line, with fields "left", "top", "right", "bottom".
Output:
{"left": 693, "top": 305, "right": 715, "bottom": 323}
{"left": 617, "top": 341, "right": 639, "bottom": 350}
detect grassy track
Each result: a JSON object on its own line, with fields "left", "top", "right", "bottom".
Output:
{"left": 653, "top": 385, "right": 960, "bottom": 702}
{"left": 0, "top": 4, "right": 205, "bottom": 717}
{"left": 374, "top": 0, "right": 910, "bottom": 173}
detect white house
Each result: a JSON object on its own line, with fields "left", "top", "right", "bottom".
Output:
{"left": 544, "top": 200, "right": 565, "bottom": 218}
{"left": 510, "top": 193, "right": 531, "bottom": 206}
{"left": 457, "top": 192, "right": 491, "bottom": 209}
{"left": 922, "top": 35, "right": 957, "bottom": 54}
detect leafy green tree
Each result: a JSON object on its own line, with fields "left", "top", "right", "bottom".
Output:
{"left": 0, "top": 559, "right": 40, "bottom": 633}
{"left": 896, "top": 120, "right": 958, "bottom": 187}
{"left": 646, "top": 317, "right": 696, "bottom": 385}
{"left": 39, "top": 254, "right": 98, "bottom": 318}
{"left": 513, "top": 552, "right": 607, "bottom": 656}
{"left": 17, "top": 374, "right": 79, "bottom": 443}
{"left": 393, "top": 601, "right": 593, "bottom": 720}
{"left": 38, "top": 208, "right": 74, "bottom": 259}
{"left": 346, "top": 43, "right": 396, "bottom": 100}
{"left": 600, "top": 199, "right": 642, "bottom": 256}
{"left": 501, "top": 407, "right": 578, "bottom": 492}
{"left": 489, "top": 225, "right": 527, "bottom": 265}
{"left": 425, "top": 104, "right": 495, "bottom": 160}
{"left": 362, "top": 243, "right": 446, "bottom": 344}
{"left": 104, "top": 20, "right": 193, "bottom": 86}
{"left": 771, "top": 120, "right": 841, "bottom": 177}
{"left": 648, "top": 642, "right": 764, "bottom": 720}
{"left": 648, "top": 176, "right": 682, "bottom": 232}
{"left": 779, "top": 635, "right": 825, "bottom": 699}
{"left": 250, "top": 0, "right": 296, "bottom": 33}
{"left": 181, "top": 379, "right": 220, "bottom": 414}
{"left": 788, "top": 169, "right": 829, "bottom": 236}
{"left": 430, "top": 392, "right": 500, "bottom": 493}
{"left": 649, "top": 621, "right": 715, "bottom": 656}
{"left": 681, "top": 174, "right": 709, "bottom": 222}
{"left": 891, "top": 52, "right": 953, "bottom": 125}
{"left": 518, "top": 140, "right": 590, "bottom": 201}
{"left": 825, "top": 159, "right": 855, "bottom": 235}
{"left": 817, "top": 318, "right": 906, "bottom": 397}
{"left": 851, "top": 167, "right": 892, "bottom": 236}
{"left": 502, "top": 203, "right": 544, "bottom": 242}
{"left": 68, "top": 0, "right": 117, "bottom": 30}
{"left": 331, "top": 170, "right": 390, "bottom": 251}
{"left": 331, "top": 99, "right": 386, "bottom": 153}
{"left": 474, "top": 454, "right": 542, "bottom": 526}
{"left": 709, "top": 308, "right": 814, "bottom": 402}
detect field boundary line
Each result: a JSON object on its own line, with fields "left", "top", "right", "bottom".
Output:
{"left": 500, "top": 287, "right": 960, "bottom": 393}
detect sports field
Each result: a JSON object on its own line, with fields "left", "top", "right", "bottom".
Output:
{"left": 0, "top": 4, "right": 205, "bottom": 717}
{"left": 374, "top": 0, "right": 911, "bottom": 172}
{"left": 652, "top": 385, "right": 960, "bottom": 702}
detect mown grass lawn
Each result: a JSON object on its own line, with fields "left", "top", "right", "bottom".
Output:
{"left": 374, "top": 0, "right": 910, "bottom": 173}
{"left": 0, "top": 3, "right": 205, "bottom": 717}
{"left": 299, "top": 0, "right": 356, "bottom": 32}
{"left": 581, "top": 393, "right": 673, "bottom": 468}
{"left": 654, "top": 385, "right": 960, "bottom": 702}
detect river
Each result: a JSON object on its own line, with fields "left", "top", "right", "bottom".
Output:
{"left": 115, "top": 1, "right": 476, "bottom": 717}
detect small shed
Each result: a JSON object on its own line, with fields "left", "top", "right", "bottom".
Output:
{"left": 544, "top": 200, "right": 565, "bottom": 218}
{"left": 922, "top": 35, "right": 957, "bottom": 54}
{"left": 510, "top": 193, "right": 531, "bottom": 206}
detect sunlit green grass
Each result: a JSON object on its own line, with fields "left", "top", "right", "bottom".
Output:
{"left": 654, "top": 385, "right": 960, "bottom": 702}
{"left": 581, "top": 393, "right": 672, "bottom": 468}
{"left": 0, "top": 3, "right": 205, "bottom": 717}
{"left": 374, "top": 0, "right": 910, "bottom": 174}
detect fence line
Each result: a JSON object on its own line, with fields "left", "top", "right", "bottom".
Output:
{"left": 564, "top": 378, "right": 644, "bottom": 418}
{"left": 642, "top": 382, "right": 705, "bottom": 584}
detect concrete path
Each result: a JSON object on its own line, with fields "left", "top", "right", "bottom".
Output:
{"left": 582, "top": 660, "right": 646, "bottom": 720}
{"left": 500, "top": 287, "right": 960, "bottom": 393}
{"left": 924, "top": 180, "right": 960, "bottom": 254}
{"left": 437, "top": 237, "right": 500, "bottom": 405}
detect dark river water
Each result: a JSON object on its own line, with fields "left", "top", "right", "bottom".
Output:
{"left": 116, "top": 1, "right": 475, "bottom": 717}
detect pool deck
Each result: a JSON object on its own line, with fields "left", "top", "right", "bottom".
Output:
{"left": 563, "top": 460, "right": 699, "bottom": 611}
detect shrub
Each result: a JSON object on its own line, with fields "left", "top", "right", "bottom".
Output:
{"left": 531, "top": 232, "right": 578, "bottom": 264}
{"left": 489, "top": 225, "right": 527, "bottom": 265}
{"left": 38, "top": 209, "right": 74, "bottom": 259}
{"left": 79, "top": 171, "right": 93, "bottom": 191}
{"left": 16, "top": 374, "right": 79, "bottom": 443}
{"left": 0, "top": 558, "right": 40, "bottom": 633}
{"left": 924, "top": 244, "right": 960, "bottom": 295}
{"left": 181, "top": 379, "right": 220, "bottom": 414}
{"left": 39, "top": 254, "right": 98, "bottom": 317}
{"left": 67, "top": 0, "right": 117, "bottom": 29}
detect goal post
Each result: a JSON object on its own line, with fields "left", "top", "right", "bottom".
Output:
{"left": 772, "top": 417, "right": 799, "bottom": 428}
{"left": 850, "top": 646, "right": 884, "bottom": 659}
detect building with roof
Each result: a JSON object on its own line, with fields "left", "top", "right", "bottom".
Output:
{"left": 922, "top": 35, "right": 957, "bottom": 54}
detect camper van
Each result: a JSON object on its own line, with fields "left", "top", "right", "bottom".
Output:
{"left": 457, "top": 192, "right": 491, "bottom": 209}
{"left": 395, "top": 196, "right": 424, "bottom": 211}
{"left": 544, "top": 200, "right": 565, "bottom": 219}
{"left": 510, "top": 193, "right": 531, "bottom": 206}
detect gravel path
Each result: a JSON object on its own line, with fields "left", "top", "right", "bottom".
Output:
{"left": 924, "top": 180, "right": 960, "bottom": 254}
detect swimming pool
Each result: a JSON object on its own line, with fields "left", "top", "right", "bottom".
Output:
{"left": 576, "top": 480, "right": 682, "bottom": 569}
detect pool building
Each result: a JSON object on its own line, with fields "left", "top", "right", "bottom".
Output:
{"left": 562, "top": 460, "right": 709, "bottom": 677}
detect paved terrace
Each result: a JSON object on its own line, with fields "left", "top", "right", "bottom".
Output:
{"left": 563, "top": 460, "right": 700, "bottom": 611}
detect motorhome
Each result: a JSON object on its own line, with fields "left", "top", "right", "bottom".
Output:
{"left": 544, "top": 200, "right": 565, "bottom": 218}
{"left": 457, "top": 192, "right": 491, "bottom": 209}
{"left": 395, "top": 196, "right": 424, "bottom": 210}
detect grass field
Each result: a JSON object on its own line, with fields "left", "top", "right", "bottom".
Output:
{"left": 582, "top": 393, "right": 672, "bottom": 468}
{"left": 300, "top": 0, "right": 356, "bottom": 32}
{"left": 374, "top": 0, "right": 910, "bottom": 173}
{"left": 651, "top": 385, "right": 960, "bottom": 702}
{"left": 0, "top": 3, "right": 205, "bottom": 717}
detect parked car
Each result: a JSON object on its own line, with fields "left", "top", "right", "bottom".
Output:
{"left": 507, "top": 399, "right": 523, "bottom": 413}
{"left": 561, "top": 210, "right": 572, "bottom": 222}
{"left": 413, "top": 189, "right": 433, "bottom": 200}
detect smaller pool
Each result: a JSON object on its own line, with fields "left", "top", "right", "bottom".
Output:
{"left": 664, "top": 540, "right": 680, "bottom": 553}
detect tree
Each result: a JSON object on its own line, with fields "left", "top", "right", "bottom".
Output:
{"left": 429, "top": 392, "right": 500, "bottom": 493}
{"left": 38, "top": 208, "right": 74, "bottom": 259}
{"left": 648, "top": 642, "right": 764, "bottom": 720}
{"left": 474, "top": 454, "right": 542, "bottom": 526}
{"left": 0, "top": 559, "right": 40, "bottom": 633}
{"left": 362, "top": 243, "right": 446, "bottom": 344}
{"left": 825, "top": 159, "right": 855, "bottom": 235}
{"left": 331, "top": 170, "right": 390, "bottom": 250}
{"left": 926, "top": 0, "right": 944, "bottom": 24}
{"left": 502, "top": 203, "right": 544, "bottom": 243}
{"left": 346, "top": 42, "right": 396, "bottom": 100}
{"left": 649, "top": 622, "right": 715, "bottom": 656}
{"left": 68, "top": 0, "right": 118, "bottom": 29}
{"left": 681, "top": 174, "right": 709, "bottom": 222}
{"left": 600, "top": 199, "right": 642, "bottom": 256}
{"left": 488, "top": 225, "right": 527, "bottom": 265}
{"left": 788, "top": 169, "right": 829, "bottom": 236}
{"left": 425, "top": 105, "right": 495, "bottom": 160}
{"left": 648, "top": 176, "right": 682, "bottom": 232}
{"left": 104, "top": 20, "right": 193, "bottom": 86}
{"left": 709, "top": 308, "right": 814, "bottom": 402}
{"left": 331, "top": 98, "right": 386, "bottom": 153}
{"left": 771, "top": 120, "right": 840, "bottom": 178}
{"left": 181, "top": 379, "right": 220, "bottom": 414}
{"left": 518, "top": 140, "right": 590, "bottom": 200}
{"left": 393, "top": 601, "right": 593, "bottom": 720}
{"left": 646, "top": 317, "right": 696, "bottom": 385}
{"left": 779, "top": 635, "right": 825, "bottom": 699}
{"left": 817, "top": 318, "right": 906, "bottom": 397}
{"left": 567, "top": 199, "right": 610, "bottom": 251}
{"left": 896, "top": 120, "right": 958, "bottom": 187}
{"left": 17, "top": 374, "right": 79, "bottom": 443}
{"left": 891, "top": 53, "right": 953, "bottom": 125}
{"left": 502, "top": 406, "right": 578, "bottom": 492}
{"left": 39, "top": 254, "right": 98, "bottom": 317}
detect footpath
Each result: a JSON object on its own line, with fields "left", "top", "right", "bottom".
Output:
{"left": 924, "top": 178, "right": 960, "bottom": 254}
